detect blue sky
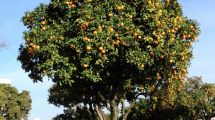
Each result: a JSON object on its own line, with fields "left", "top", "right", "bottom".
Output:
{"left": 0, "top": 0, "right": 215, "bottom": 119}
{"left": 179, "top": 0, "right": 215, "bottom": 83}
{"left": 0, "top": 0, "right": 62, "bottom": 120}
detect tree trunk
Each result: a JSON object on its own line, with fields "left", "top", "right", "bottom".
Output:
{"left": 110, "top": 100, "right": 118, "bottom": 120}
{"left": 121, "top": 101, "right": 126, "bottom": 120}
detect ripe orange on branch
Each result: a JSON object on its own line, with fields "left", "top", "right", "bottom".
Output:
{"left": 101, "top": 50, "right": 106, "bottom": 54}
{"left": 116, "top": 5, "right": 124, "bottom": 10}
{"left": 83, "top": 36, "right": 91, "bottom": 42}
{"left": 42, "top": 27, "right": 47, "bottom": 31}
{"left": 107, "top": 13, "right": 113, "bottom": 17}
{"left": 98, "top": 47, "right": 104, "bottom": 51}
{"left": 82, "top": 64, "right": 89, "bottom": 68}
{"left": 85, "top": 46, "right": 92, "bottom": 51}
{"left": 80, "top": 22, "right": 89, "bottom": 30}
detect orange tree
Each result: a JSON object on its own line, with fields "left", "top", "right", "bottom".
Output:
{"left": 18, "top": 0, "right": 200, "bottom": 120}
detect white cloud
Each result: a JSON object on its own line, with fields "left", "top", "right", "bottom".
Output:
{"left": 34, "top": 117, "right": 40, "bottom": 120}
{"left": 0, "top": 78, "right": 12, "bottom": 85}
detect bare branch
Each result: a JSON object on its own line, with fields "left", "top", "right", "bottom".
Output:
{"left": 98, "top": 91, "right": 106, "bottom": 102}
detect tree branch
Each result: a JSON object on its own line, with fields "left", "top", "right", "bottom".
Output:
{"left": 106, "top": 103, "right": 111, "bottom": 112}
{"left": 121, "top": 100, "right": 125, "bottom": 120}
{"left": 123, "top": 101, "right": 137, "bottom": 120}
{"left": 98, "top": 91, "right": 110, "bottom": 111}
{"left": 110, "top": 98, "right": 119, "bottom": 120}
{"left": 95, "top": 104, "right": 106, "bottom": 120}
{"left": 89, "top": 103, "right": 97, "bottom": 119}
{"left": 98, "top": 91, "right": 106, "bottom": 102}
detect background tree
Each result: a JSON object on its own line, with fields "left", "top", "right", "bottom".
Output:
{"left": 179, "top": 77, "right": 215, "bottom": 119}
{"left": 18, "top": 0, "right": 200, "bottom": 120}
{"left": 127, "top": 76, "right": 215, "bottom": 120}
{"left": 0, "top": 84, "right": 32, "bottom": 120}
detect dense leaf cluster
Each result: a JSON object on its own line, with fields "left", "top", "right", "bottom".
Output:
{"left": 0, "top": 84, "right": 31, "bottom": 120}
{"left": 127, "top": 77, "right": 215, "bottom": 120}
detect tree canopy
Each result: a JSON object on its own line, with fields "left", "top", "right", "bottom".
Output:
{"left": 0, "top": 84, "right": 32, "bottom": 120}
{"left": 18, "top": 0, "right": 200, "bottom": 120}
{"left": 127, "top": 76, "right": 215, "bottom": 120}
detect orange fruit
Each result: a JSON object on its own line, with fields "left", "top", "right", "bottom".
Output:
{"left": 109, "top": 27, "right": 114, "bottom": 32}
{"left": 129, "top": 15, "right": 133, "bottom": 19}
{"left": 98, "top": 47, "right": 103, "bottom": 51}
{"left": 93, "top": 31, "right": 97, "bottom": 35}
{"left": 108, "top": 13, "right": 113, "bottom": 17}
{"left": 36, "top": 45, "right": 40, "bottom": 49}
{"left": 169, "top": 59, "right": 174, "bottom": 63}
{"left": 189, "top": 25, "right": 194, "bottom": 29}
{"left": 70, "top": 45, "right": 76, "bottom": 49}
{"left": 148, "top": 1, "right": 152, "bottom": 4}
{"left": 42, "top": 27, "right": 47, "bottom": 31}
{"left": 116, "top": 6, "right": 122, "bottom": 10}
{"left": 41, "top": 20, "right": 47, "bottom": 25}
{"left": 101, "top": 50, "right": 106, "bottom": 54}
{"left": 82, "top": 64, "right": 89, "bottom": 68}
{"left": 86, "top": 46, "right": 92, "bottom": 51}
{"left": 69, "top": 4, "right": 76, "bottom": 9}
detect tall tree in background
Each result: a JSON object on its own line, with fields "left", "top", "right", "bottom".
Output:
{"left": 0, "top": 84, "right": 32, "bottom": 120}
{"left": 127, "top": 76, "right": 215, "bottom": 120}
{"left": 18, "top": 0, "right": 200, "bottom": 119}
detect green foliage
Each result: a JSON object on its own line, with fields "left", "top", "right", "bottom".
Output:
{"left": 0, "top": 116, "right": 4, "bottom": 120}
{"left": 18, "top": 0, "right": 200, "bottom": 119}
{"left": 0, "top": 84, "right": 32, "bottom": 120}
{"left": 127, "top": 76, "right": 215, "bottom": 120}
{"left": 53, "top": 105, "right": 96, "bottom": 120}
